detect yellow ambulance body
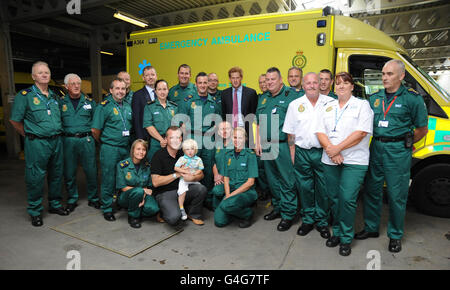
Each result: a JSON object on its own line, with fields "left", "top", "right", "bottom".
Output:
{"left": 127, "top": 7, "right": 450, "bottom": 217}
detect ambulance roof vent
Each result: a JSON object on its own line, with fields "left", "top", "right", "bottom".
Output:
{"left": 323, "top": 6, "right": 343, "bottom": 16}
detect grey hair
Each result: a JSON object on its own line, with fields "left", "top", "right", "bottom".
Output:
{"left": 64, "top": 73, "right": 81, "bottom": 85}
{"left": 384, "top": 59, "right": 405, "bottom": 74}
{"left": 31, "top": 61, "right": 49, "bottom": 74}
{"left": 302, "top": 72, "right": 319, "bottom": 82}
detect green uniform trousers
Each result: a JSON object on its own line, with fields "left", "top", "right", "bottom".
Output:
{"left": 118, "top": 187, "right": 159, "bottom": 218}
{"left": 294, "top": 147, "right": 328, "bottom": 226}
{"left": 63, "top": 136, "right": 98, "bottom": 205}
{"left": 211, "top": 184, "right": 225, "bottom": 210}
{"left": 198, "top": 147, "right": 215, "bottom": 193}
{"left": 147, "top": 138, "right": 161, "bottom": 164}
{"left": 214, "top": 188, "right": 258, "bottom": 227}
{"left": 363, "top": 140, "right": 411, "bottom": 240}
{"left": 324, "top": 163, "right": 368, "bottom": 244}
{"left": 100, "top": 143, "right": 129, "bottom": 213}
{"left": 262, "top": 142, "right": 296, "bottom": 220}
{"left": 24, "top": 136, "right": 64, "bottom": 216}
{"left": 256, "top": 155, "right": 269, "bottom": 192}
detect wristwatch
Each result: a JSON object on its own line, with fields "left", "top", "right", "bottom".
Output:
{"left": 172, "top": 173, "right": 177, "bottom": 179}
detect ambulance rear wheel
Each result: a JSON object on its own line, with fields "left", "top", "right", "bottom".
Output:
{"left": 411, "top": 163, "right": 450, "bottom": 218}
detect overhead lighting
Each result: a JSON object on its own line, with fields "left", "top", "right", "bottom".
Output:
{"left": 114, "top": 11, "right": 148, "bottom": 28}
{"left": 100, "top": 51, "right": 114, "bottom": 56}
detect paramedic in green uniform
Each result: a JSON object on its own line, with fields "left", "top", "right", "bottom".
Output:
{"left": 355, "top": 59, "right": 428, "bottom": 253}
{"left": 283, "top": 72, "right": 335, "bottom": 239}
{"left": 315, "top": 72, "right": 374, "bottom": 256}
{"left": 319, "top": 69, "right": 338, "bottom": 99}
{"left": 60, "top": 73, "right": 99, "bottom": 212}
{"left": 116, "top": 139, "right": 159, "bottom": 228}
{"left": 180, "top": 72, "right": 222, "bottom": 195}
{"left": 9, "top": 61, "right": 68, "bottom": 227}
{"left": 92, "top": 78, "right": 133, "bottom": 222}
{"left": 214, "top": 127, "right": 258, "bottom": 228}
{"left": 168, "top": 64, "right": 197, "bottom": 107}
{"left": 208, "top": 72, "right": 222, "bottom": 100}
{"left": 210, "top": 121, "right": 233, "bottom": 210}
{"left": 256, "top": 74, "right": 270, "bottom": 200}
{"left": 287, "top": 67, "right": 305, "bottom": 96}
{"left": 104, "top": 71, "right": 134, "bottom": 105}
{"left": 143, "top": 79, "right": 178, "bottom": 163}
{"left": 255, "top": 67, "right": 298, "bottom": 232}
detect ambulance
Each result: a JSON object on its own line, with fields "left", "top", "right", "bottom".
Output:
{"left": 126, "top": 7, "right": 450, "bottom": 218}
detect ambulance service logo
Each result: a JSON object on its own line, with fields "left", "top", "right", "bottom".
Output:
{"left": 138, "top": 60, "right": 151, "bottom": 75}
{"left": 374, "top": 99, "right": 380, "bottom": 108}
{"left": 292, "top": 50, "right": 307, "bottom": 69}
{"left": 62, "top": 104, "right": 68, "bottom": 112}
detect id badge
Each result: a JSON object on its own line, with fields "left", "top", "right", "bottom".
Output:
{"left": 47, "top": 109, "right": 51, "bottom": 115}
{"left": 329, "top": 131, "right": 339, "bottom": 139}
{"left": 378, "top": 120, "right": 389, "bottom": 128}
{"left": 83, "top": 104, "right": 92, "bottom": 110}
{"left": 122, "top": 130, "right": 130, "bottom": 136}
{"left": 271, "top": 108, "right": 277, "bottom": 114}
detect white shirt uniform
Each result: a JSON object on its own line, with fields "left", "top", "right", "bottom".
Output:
{"left": 314, "top": 96, "right": 374, "bottom": 166}
{"left": 283, "top": 94, "right": 335, "bottom": 149}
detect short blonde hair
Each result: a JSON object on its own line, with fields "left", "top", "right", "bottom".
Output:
{"left": 182, "top": 139, "right": 198, "bottom": 155}
{"left": 130, "top": 139, "right": 148, "bottom": 159}
{"left": 233, "top": 127, "right": 247, "bottom": 139}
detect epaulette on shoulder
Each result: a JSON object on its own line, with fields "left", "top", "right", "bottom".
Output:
{"left": 408, "top": 88, "right": 420, "bottom": 95}
{"left": 86, "top": 97, "right": 93, "bottom": 102}
{"left": 168, "top": 100, "right": 178, "bottom": 106}
{"left": 120, "top": 160, "right": 130, "bottom": 168}
{"left": 101, "top": 99, "right": 109, "bottom": 106}
{"left": 21, "top": 88, "right": 32, "bottom": 96}
{"left": 147, "top": 99, "right": 155, "bottom": 105}
{"left": 369, "top": 90, "right": 380, "bottom": 97}
{"left": 184, "top": 95, "right": 193, "bottom": 102}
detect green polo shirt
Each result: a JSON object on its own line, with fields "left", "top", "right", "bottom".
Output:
{"left": 290, "top": 87, "right": 305, "bottom": 97}
{"left": 143, "top": 99, "right": 178, "bottom": 135}
{"left": 369, "top": 85, "right": 428, "bottom": 138}
{"left": 224, "top": 149, "right": 258, "bottom": 190}
{"left": 10, "top": 85, "right": 62, "bottom": 137}
{"left": 116, "top": 157, "right": 151, "bottom": 190}
{"left": 92, "top": 98, "right": 132, "bottom": 147}
{"left": 59, "top": 93, "right": 96, "bottom": 134}
{"left": 168, "top": 82, "right": 197, "bottom": 107}
{"left": 256, "top": 85, "right": 298, "bottom": 142}
{"left": 180, "top": 93, "right": 221, "bottom": 134}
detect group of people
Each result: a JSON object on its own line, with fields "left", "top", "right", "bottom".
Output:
{"left": 10, "top": 58, "right": 428, "bottom": 257}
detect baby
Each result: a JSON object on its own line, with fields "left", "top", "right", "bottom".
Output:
{"left": 174, "top": 139, "right": 204, "bottom": 220}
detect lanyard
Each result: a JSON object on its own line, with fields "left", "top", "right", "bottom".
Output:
{"left": 382, "top": 95, "right": 398, "bottom": 120}
{"left": 32, "top": 85, "right": 54, "bottom": 110}
{"left": 114, "top": 103, "right": 128, "bottom": 131}
{"left": 333, "top": 104, "right": 349, "bottom": 132}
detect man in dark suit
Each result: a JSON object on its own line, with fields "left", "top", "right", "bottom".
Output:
{"left": 131, "top": 66, "right": 157, "bottom": 141}
{"left": 221, "top": 67, "right": 258, "bottom": 147}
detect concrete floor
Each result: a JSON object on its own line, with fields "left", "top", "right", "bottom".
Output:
{"left": 0, "top": 157, "right": 449, "bottom": 270}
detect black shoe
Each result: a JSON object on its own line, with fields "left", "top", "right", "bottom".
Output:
{"left": 354, "top": 230, "right": 379, "bottom": 240}
{"left": 239, "top": 219, "right": 252, "bottom": 228}
{"left": 88, "top": 200, "right": 101, "bottom": 209}
{"left": 326, "top": 236, "right": 340, "bottom": 248}
{"left": 128, "top": 216, "right": 141, "bottom": 229}
{"left": 297, "top": 223, "right": 314, "bottom": 236}
{"left": 264, "top": 210, "right": 281, "bottom": 221}
{"left": 48, "top": 207, "right": 69, "bottom": 216}
{"left": 103, "top": 212, "right": 116, "bottom": 222}
{"left": 316, "top": 226, "right": 331, "bottom": 239}
{"left": 388, "top": 239, "right": 402, "bottom": 253}
{"left": 339, "top": 244, "right": 352, "bottom": 256}
{"left": 66, "top": 203, "right": 78, "bottom": 213}
{"left": 31, "top": 215, "right": 43, "bottom": 227}
{"left": 277, "top": 219, "right": 293, "bottom": 231}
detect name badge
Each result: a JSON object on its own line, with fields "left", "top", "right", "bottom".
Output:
{"left": 271, "top": 108, "right": 277, "bottom": 114}
{"left": 122, "top": 130, "right": 130, "bottom": 136}
{"left": 329, "top": 131, "right": 339, "bottom": 139}
{"left": 83, "top": 104, "right": 92, "bottom": 110}
{"left": 47, "top": 110, "right": 51, "bottom": 115}
{"left": 153, "top": 111, "right": 160, "bottom": 115}
{"left": 240, "top": 163, "right": 246, "bottom": 167}
{"left": 378, "top": 120, "right": 389, "bottom": 128}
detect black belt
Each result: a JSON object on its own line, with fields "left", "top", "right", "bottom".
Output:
{"left": 25, "top": 133, "right": 62, "bottom": 140}
{"left": 64, "top": 132, "right": 92, "bottom": 138}
{"left": 374, "top": 136, "right": 404, "bottom": 143}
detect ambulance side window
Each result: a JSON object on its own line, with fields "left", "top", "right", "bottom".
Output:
{"left": 348, "top": 55, "right": 390, "bottom": 100}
